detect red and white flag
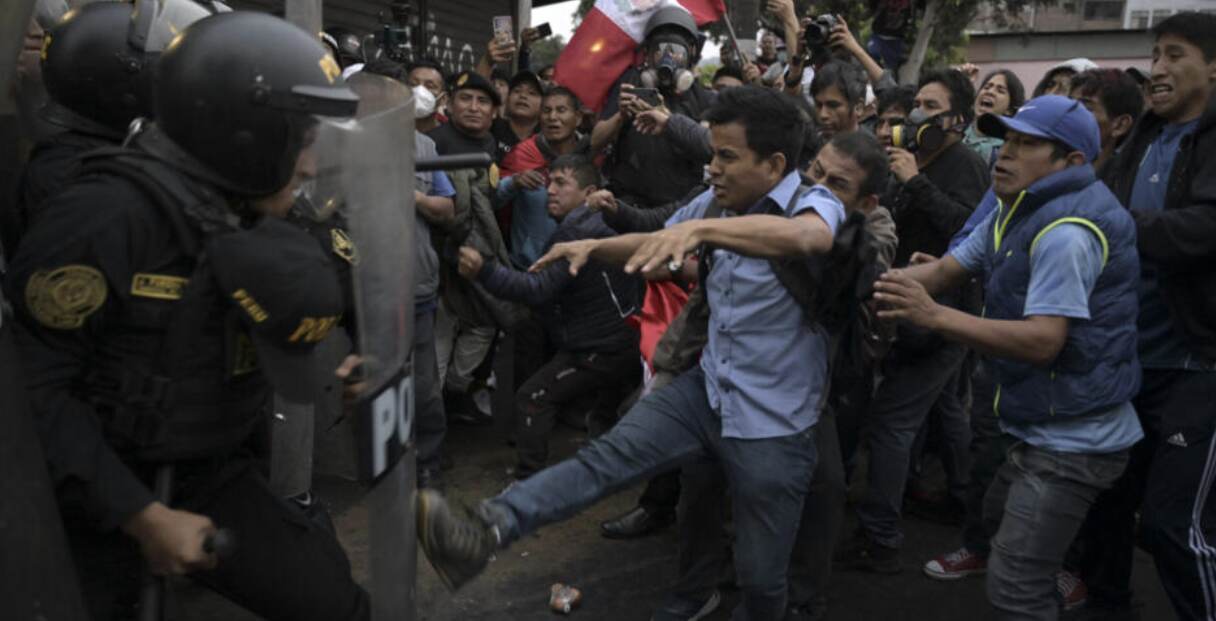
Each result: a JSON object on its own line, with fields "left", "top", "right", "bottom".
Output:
{"left": 553, "top": 0, "right": 725, "bottom": 112}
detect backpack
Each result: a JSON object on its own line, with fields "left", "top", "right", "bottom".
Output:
{"left": 695, "top": 185, "right": 894, "bottom": 398}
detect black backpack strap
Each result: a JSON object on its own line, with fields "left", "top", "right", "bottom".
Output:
{"left": 77, "top": 154, "right": 231, "bottom": 378}
{"left": 80, "top": 153, "right": 206, "bottom": 256}
{"left": 694, "top": 199, "right": 725, "bottom": 296}
{"left": 761, "top": 184, "right": 820, "bottom": 324}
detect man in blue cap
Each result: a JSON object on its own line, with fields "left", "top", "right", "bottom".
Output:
{"left": 871, "top": 94, "right": 1145, "bottom": 620}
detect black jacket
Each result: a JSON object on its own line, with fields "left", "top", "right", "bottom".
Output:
{"left": 1104, "top": 95, "right": 1216, "bottom": 359}
{"left": 478, "top": 204, "right": 639, "bottom": 353}
{"left": 602, "top": 183, "right": 708, "bottom": 234}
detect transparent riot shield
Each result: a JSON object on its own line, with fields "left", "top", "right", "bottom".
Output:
{"left": 309, "top": 72, "right": 417, "bottom": 621}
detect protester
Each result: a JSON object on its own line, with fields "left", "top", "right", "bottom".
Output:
{"left": 867, "top": 0, "right": 913, "bottom": 70}
{"left": 811, "top": 61, "right": 867, "bottom": 142}
{"left": 792, "top": 131, "right": 899, "bottom": 620}
{"left": 878, "top": 94, "right": 1143, "bottom": 621}
{"left": 874, "top": 85, "right": 917, "bottom": 147}
{"left": 428, "top": 71, "right": 511, "bottom": 424}
{"left": 498, "top": 86, "right": 590, "bottom": 269}
{"left": 711, "top": 65, "right": 745, "bottom": 91}
{"left": 1067, "top": 68, "right": 1144, "bottom": 171}
{"left": 536, "top": 64, "right": 556, "bottom": 87}
{"left": 428, "top": 70, "right": 499, "bottom": 159}
{"left": 418, "top": 86, "right": 843, "bottom": 621}
{"left": 457, "top": 155, "right": 639, "bottom": 478}
{"left": 837, "top": 68, "right": 988, "bottom": 573}
{"left": 1078, "top": 13, "right": 1216, "bottom": 620}
{"left": 487, "top": 67, "right": 507, "bottom": 114}
{"left": 491, "top": 70, "right": 543, "bottom": 162}
{"left": 406, "top": 57, "right": 449, "bottom": 132}
{"left": 1033, "top": 57, "right": 1098, "bottom": 97}
{"left": 964, "top": 69, "right": 1025, "bottom": 165}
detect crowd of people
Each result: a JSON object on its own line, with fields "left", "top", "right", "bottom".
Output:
{"left": 3, "top": 0, "right": 1216, "bottom": 620}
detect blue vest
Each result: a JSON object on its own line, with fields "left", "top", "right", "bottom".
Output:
{"left": 982, "top": 165, "right": 1141, "bottom": 424}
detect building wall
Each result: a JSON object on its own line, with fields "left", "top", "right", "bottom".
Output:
{"left": 227, "top": 0, "right": 517, "bottom": 76}
{"left": 966, "top": 30, "right": 1151, "bottom": 95}
{"left": 1123, "top": 0, "right": 1216, "bottom": 28}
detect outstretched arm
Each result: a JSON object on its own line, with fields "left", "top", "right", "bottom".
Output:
{"left": 623, "top": 211, "right": 833, "bottom": 275}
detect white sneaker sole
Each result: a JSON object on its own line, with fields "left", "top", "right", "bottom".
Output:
{"left": 923, "top": 562, "right": 986, "bottom": 581}
{"left": 688, "top": 590, "right": 721, "bottom": 621}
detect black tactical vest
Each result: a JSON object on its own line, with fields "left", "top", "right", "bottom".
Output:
{"left": 77, "top": 150, "right": 270, "bottom": 462}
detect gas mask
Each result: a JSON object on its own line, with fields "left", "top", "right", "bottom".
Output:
{"left": 640, "top": 41, "right": 695, "bottom": 95}
{"left": 890, "top": 108, "right": 954, "bottom": 153}
{"left": 412, "top": 84, "right": 437, "bottom": 118}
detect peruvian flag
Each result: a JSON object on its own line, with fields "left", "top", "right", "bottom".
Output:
{"left": 553, "top": 0, "right": 725, "bottom": 112}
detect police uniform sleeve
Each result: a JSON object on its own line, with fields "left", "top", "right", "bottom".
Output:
{"left": 7, "top": 180, "right": 158, "bottom": 530}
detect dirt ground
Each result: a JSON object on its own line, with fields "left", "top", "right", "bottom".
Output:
{"left": 179, "top": 420, "right": 1173, "bottom": 621}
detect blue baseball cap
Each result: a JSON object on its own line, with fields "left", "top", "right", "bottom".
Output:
{"left": 977, "top": 95, "right": 1101, "bottom": 163}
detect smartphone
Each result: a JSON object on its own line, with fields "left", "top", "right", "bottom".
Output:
{"left": 534, "top": 22, "right": 552, "bottom": 38}
{"left": 493, "top": 15, "right": 513, "bottom": 44}
{"left": 630, "top": 87, "right": 661, "bottom": 107}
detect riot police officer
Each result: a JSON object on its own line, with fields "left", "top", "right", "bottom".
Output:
{"left": 12, "top": 0, "right": 218, "bottom": 240}
{"left": 5, "top": 11, "right": 369, "bottom": 620}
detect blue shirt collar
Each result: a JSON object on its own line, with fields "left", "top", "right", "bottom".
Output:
{"left": 745, "top": 172, "right": 804, "bottom": 215}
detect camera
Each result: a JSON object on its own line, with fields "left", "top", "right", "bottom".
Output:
{"left": 803, "top": 14, "right": 839, "bottom": 49}
{"left": 376, "top": 0, "right": 417, "bottom": 62}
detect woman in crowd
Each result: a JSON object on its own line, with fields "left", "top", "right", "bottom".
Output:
{"left": 963, "top": 69, "right": 1024, "bottom": 166}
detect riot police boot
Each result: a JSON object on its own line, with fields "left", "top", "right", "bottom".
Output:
{"left": 417, "top": 490, "right": 502, "bottom": 591}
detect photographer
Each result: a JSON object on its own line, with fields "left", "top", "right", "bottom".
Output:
{"left": 591, "top": 6, "right": 716, "bottom": 208}
{"left": 837, "top": 68, "right": 989, "bottom": 573}
{"left": 751, "top": 0, "right": 800, "bottom": 86}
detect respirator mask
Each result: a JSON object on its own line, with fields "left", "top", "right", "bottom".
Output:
{"left": 640, "top": 40, "right": 695, "bottom": 94}
{"left": 890, "top": 108, "right": 954, "bottom": 153}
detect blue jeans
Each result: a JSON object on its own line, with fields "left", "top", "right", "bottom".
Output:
{"left": 490, "top": 367, "right": 818, "bottom": 621}
{"left": 983, "top": 442, "right": 1128, "bottom": 620}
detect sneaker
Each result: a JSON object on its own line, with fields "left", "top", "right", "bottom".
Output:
{"left": 1057, "top": 570, "right": 1088, "bottom": 611}
{"left": 650, "top": 589, "right": 721, "bottom": 621}
{"left": 416, "top": 490, "right": 499, "bottom": 591}
{"left": 923, "top": 547, "right": 987, "bottom": 580}
{"left": 445, "top": 389, "right": 492, "bottom": 426}
{"left": 834, "top": 529, "right": 901, "bottom": 574}
{"left": 786, "top": 599, "right": 828, "bottom": 620}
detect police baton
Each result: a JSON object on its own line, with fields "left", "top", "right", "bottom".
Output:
{"left": 415, "top": 153, "right": 493, "bottom": 172}
{"left": 138, "top": 464, "right": 236, "bottom": 621}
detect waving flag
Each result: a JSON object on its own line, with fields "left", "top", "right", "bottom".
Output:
{"left": 553, "top": 0, "right": 725, "bottom": 112}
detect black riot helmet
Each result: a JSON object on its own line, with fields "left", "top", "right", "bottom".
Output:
{"left": 643, "top": 6, "right": 700, "bottom": 58}
{"left": 154, "top": 12, "right": 360, "bottom": 197}
{"left": 40, "top": 0, "right": 222, "bottom": 139}
{"left": 40, "top": 2, "right": 144, "bottom": 138}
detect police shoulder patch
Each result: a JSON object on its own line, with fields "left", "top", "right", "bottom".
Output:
{"left": 130, "top": 273, "right": 189, "bottom": 300}
{"left": 25, "top": 265, "right": 107, "bottom": 329}
{"left": 489, "top": 162, "right": 500, "bottom": 188}
{"left": 319, "top": 54, "right": 341, "bottom": 84}
{"left": 331, "top": 228, "right": 359, "bottom": 265}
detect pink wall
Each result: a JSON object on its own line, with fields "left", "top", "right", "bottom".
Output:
{"left": 972, "top": 58, "right": 1152, "bottom": 94}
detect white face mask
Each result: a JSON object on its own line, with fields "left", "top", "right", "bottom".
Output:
{"left": 413, "top": 85, "right": 437, "bottom": 118}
